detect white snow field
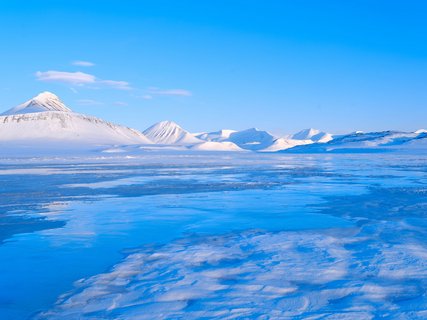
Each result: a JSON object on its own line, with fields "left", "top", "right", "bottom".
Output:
{"left": 0, "top": 152, "right": 427, "bottom": 319}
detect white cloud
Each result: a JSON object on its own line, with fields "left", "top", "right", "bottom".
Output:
{"left": 148, "top": 88, "right": 192, "bottom": 97}
{"left": 35, "top": 71, "right": 96, "bottom": 85}
{"left": 35, "top": 70, "right": 131, "bottom": 91}
{"left": 72, "top": 60, "right": 95, "bottom": 67}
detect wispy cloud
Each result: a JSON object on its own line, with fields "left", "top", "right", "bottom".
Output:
{"left": 72, "top": 60, "right": 95, "bottom": 67}
{"left": 35, "top": 70, "right": 131, "bottom": 91}
{"left": 100, "top": 80, "right": 132, "bottom": 91}
{"left": 148, "top": 87, "right": 192, "bottom": 97}
{"left": 76, "top": 99, "right": 103, "bottom": 106}
{"left": 36, "top": 71, "right": 95, "bottom": 85}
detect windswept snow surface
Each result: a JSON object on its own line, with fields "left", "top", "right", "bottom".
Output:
{"left": 1, "top": 153, "right": 427, "bottom": 319}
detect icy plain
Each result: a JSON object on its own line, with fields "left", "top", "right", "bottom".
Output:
{"left": 0, "top": 152, "right": 426, "bottom": 319}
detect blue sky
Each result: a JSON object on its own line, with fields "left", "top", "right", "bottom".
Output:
{"left": 0, "top": 0, "right": 426, "bottom": 134}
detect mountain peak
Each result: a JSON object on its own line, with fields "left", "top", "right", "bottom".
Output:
{"left": 292, "top": 128, "right": 332, "bottom": 142}
{"left": 33, "top": 91, "right": 61, "bottom": 102}
{"left": 1, "top": 92, "right": 72, "bottom": 116}
{"left": 228, "top": 127, "right": 276, "bottom": 150}
{"left": 143, "top": 120, "right": 201, "bottom": 145}
{"left": 292, "top": 128, "right": 320, "bottom": 139}
{"left": 156, "top": 120, "right": 181, "bottom": 129}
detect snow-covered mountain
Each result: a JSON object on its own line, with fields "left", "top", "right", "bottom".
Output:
{"left": 1, "top": 91, "right": 72, "bottom": 115}
{"left": 196, "top": 129, "right": 237, "bottom": 142}
{"left": 292, "top": 128, "right": 333, "bottom": 143}
{"left": 195, "top": 128, "right": 309, "bottom": 152}
{"left": 227, "top": 128, "right": 276, "bottom": 151}
{"left": 261, "top": 138, "right": 313, "bottom": 152}
{"left": 284, "top": 130, "right": 427, "bottom": 153}
{"left": 2, "top": 91, "right": 426, "bottom": 154}
{"left": 143, "top": 121, "right": 202, "bottom": 145}
{"left": 0, "top": 92, "right": 151, "bottom": 145}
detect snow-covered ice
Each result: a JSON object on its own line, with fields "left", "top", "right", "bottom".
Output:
{"left": 0, "top": 152, "right": 427, "bottom": 319}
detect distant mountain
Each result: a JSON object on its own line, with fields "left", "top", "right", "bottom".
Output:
{"left": 292, "top": 128, "right": 333, "bottom": 143}
{"left": 2, "top": 91, "right": 426, "bottom": 155}
{"left": 284, "top": 130, "right": 427, "bottom": 153}
{"left": 196, "top": 129, "right": 237, "bottom": 142}
{"left": 227, "top": 128, "right": 276, "bottom": 151}
{"left": 143, "top": 121, "right": 202, "bottom": 145}
{"left": 0, "top": 92, "right": 151, "bottom": 145}
{"left": 261, "top": 138, "right": 313, "bottom": 152}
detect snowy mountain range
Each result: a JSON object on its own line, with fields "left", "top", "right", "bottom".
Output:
{"left": 0, "top": 92, "right": 426, "bottom": 154}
